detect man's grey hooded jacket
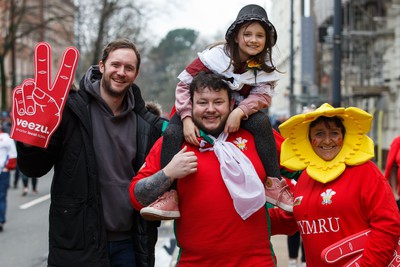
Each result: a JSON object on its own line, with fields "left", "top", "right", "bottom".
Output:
{"left": 17, "top": 66, "right": 165, "bottom": 267}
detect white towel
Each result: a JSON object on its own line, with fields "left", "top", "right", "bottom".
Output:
{"left": 200, "top": 132, "right": 266, "bottom": 220}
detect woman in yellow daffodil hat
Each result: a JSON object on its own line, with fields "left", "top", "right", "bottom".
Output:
{"left": 277, "top": 103, "right": 400, "bottom": 267}
{"left": 279, "top": 103, "right": 374, "bottom": 183}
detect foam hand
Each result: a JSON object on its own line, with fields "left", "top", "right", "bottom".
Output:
{"left": 10, "top": 42, "right": 79, "bottom": 148}
{"left": 321, "top": 229, "right": 400, "bottom": 267}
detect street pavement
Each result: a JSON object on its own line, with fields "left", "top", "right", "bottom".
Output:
{"left": 272, "top": 234, "right": 291, "bottom": 267}
{"left": 1, "top": 169, "right": 293, "bottom": 267}
{"left": 0, "top": 170, "right": 51, "bottom": 267}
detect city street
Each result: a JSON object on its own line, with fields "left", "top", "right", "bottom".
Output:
{"left": 0, "top": 169, "right": 291, "bottom": 267}
{"left": 0, "top": 170, "right": 51, "bottom": 267}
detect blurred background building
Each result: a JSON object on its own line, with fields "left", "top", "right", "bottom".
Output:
{"left": 269, "top": 0, "right": 400, "bottom": 169}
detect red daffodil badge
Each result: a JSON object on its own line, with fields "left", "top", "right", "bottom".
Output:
{"left": 278, "top": 103, "right": 374, "bottom": 183}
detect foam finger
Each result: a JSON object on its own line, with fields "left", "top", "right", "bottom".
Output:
{"left": 34, "top": 42, "right": 51, "bottom": 92}
{"left": 33, "top": 88, "right": 59, "bottom": 115}
{"left": 21, "top": 79, "right": 36, "bottom": 115}
{"left": 321, "top": 229, "right": 370, "bottom": 263}
{"left": 12, "top": 86, "right": 25, "bottom": 116}
{"left": 343, "top": 253, "right": 363, "bottom": 267}
{"left": 51, "top": 46, "right": 79, "bottom": 103}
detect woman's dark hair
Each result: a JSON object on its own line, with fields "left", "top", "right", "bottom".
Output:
{"left": 309, "top": 116, "right": 346, "bottom": 136}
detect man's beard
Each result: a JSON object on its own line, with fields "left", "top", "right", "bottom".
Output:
{"left": 102, "top": 76, "right": 131, "bottom": 98}
{"left": 192, "top": 115, "right": 227, "bottom": 136}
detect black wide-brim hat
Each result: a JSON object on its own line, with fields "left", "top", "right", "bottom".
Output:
{"left": 225, "top": 4, "right": 277, "bottom": 46}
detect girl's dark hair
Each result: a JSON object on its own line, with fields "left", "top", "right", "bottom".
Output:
{"left": 189, "top": 71, "right": 232, "bottom": 101}
{"left": 309, "top": 116, "right": 346, "bottom": 136}
{"left": 101, "top": 38, "right": 141, "bottom": 70}
{"left": 224, "top": 21, "right": 276, "bottom": 74}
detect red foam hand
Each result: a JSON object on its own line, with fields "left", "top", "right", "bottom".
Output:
{"left": 10, "top": 42, "right": 79, "bottom": 148}
{"left": 321, "top": 229, "right": 400, "bottom": 267}
{"left": 321, "top": 229, "right": 370, "bottom": 264}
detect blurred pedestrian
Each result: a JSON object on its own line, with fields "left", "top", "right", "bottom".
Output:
{"left": 0, "top": 124, "right": 17, "bottom": 232}
{"left": 12, "top": 163, "right": 21, "bottom": 189}
{"left": 287, "top": 231, "right": 306, "bottom": 267}
{"left": 21, "top": 172, "right": 38, "bottom": 196}
{"left": 384, "top": 135, "right": 400, "bottom": 210}
{"left": 1, "top": 112, "right": 12, "bottom": 134}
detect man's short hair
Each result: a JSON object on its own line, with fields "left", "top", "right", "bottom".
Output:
{"left": 101, "top": 38, "right": 141, "bottom": 70}
{"left": 189, "top": 71, "right": 231, "bottom": 101}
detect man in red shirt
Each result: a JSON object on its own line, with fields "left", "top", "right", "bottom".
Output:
{"left": 129, "top": 72, "right": 296, "bottom": 266}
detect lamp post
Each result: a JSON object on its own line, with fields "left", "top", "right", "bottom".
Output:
{"left": 289, "top": 0, "right": 295, "bottom": 116}
{"left": 332, "top": 0, "right": 342, "bottom": 107}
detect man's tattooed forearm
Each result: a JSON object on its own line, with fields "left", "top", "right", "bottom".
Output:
{"left": 134, "top": 170, "right": 173, "bottom": 206}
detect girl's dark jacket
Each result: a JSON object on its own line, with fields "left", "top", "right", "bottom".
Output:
{"left": 17, "top": 66, "right": 165, "bottom": 267}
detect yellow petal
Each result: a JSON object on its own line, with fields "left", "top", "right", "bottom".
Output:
{"left": 306, "top": 162, "right": 346, "bottom": 183}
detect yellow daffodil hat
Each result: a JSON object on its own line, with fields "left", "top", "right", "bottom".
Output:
{"left": 278, "top": 103, "right": 375, "bottom": 183}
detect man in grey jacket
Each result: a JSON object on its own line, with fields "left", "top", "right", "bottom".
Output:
{"left": 16, "top": 39, "right": 165, "bottom": 267}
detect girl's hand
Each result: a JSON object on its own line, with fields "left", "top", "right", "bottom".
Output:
{"left": 183, "top": 117, "right": 200, "bottom": 146}
{"left": 224, "top": 108, "right": 245, "bottom": 133}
